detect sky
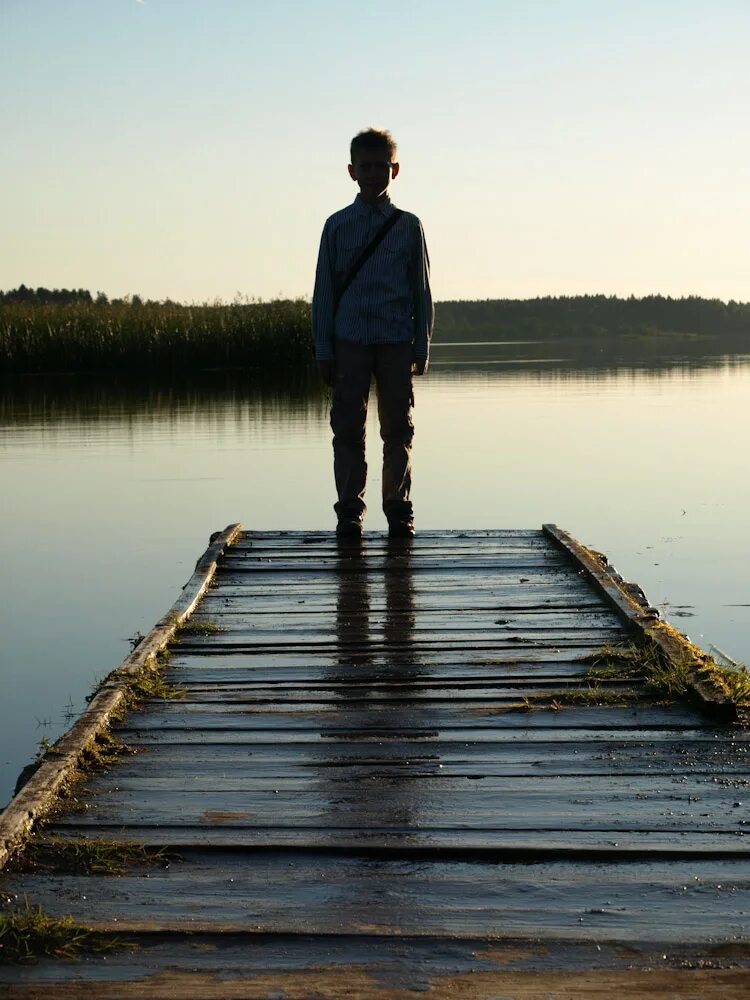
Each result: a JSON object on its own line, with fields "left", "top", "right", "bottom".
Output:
{"left": 1, "top": 0, "right": 748, "bottom": 303}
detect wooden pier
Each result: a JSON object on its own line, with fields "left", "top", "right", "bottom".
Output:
{"left": 2, "top": 526, "right": 750, "bottom": 997}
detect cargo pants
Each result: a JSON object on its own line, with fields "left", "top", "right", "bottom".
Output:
{"left": 331, "top": 338, "right": 414, "bottom": 524}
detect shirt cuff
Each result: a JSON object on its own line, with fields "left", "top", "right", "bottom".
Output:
{"left": 315, "top": 344, "right": 334, "bottom": 362}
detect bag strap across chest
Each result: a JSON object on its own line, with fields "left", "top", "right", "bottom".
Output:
{"left": 334, "top": 209, "right": 404, "bottom": 312}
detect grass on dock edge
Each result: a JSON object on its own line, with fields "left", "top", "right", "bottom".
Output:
{"left": 581, "top": 635, "right": 750, "bottom": 709}
{"left": 0, "top": 898, "right": 130, "bottom": 964}
{"left": 8, "top": 837, "right": 170, "bottom": 877}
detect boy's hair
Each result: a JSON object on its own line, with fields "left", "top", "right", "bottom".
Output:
{"left": 350, "top": 128, "right": 397, "bottom": 164}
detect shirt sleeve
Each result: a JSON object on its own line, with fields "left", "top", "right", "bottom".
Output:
{"left": 412, "top": 219, "right": 434, "bottom": 360}
{"left": 312, "top": 221, "right": 335, "bottom": 362}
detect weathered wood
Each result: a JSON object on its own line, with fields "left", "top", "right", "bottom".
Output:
{"left": 0, "top": 950, "right": 746, "bottom": 999}
{"left": 167, "top": 647, "right": 615, "bottom": 667}
{"left": 6, "top": 853, "right": 750, "bottom": 941}
{"left": 75, "top": 759, "right": 744, "bottom": 784}
{"left": 0, "top": 523, "right": 243, "bottom": 871}
{"left": 227, "top": 540, "right": 553, "bottom": 557}
{"left": 192, "top": 607, "right": 619, "bottom": 626}
{"left": 2, "top": 524, "right": 743, "bottom": 992}
{"left": 54, "top": 774, "right": 750, "bottom": 833}
{"left": 163, "top": 682, "right": 633, "bottom": 703}
{"left": 218, "top": 555, "right": 570, "bottom": 573}
{"left": 166, "top": 663, "right": 618, "bottom": 684}
{"left": 543, "top": 523, "right": 737, "bottom": 719}
{"left": 81, "top": 737, "right": 750, "bottom": 777}
{"left": 199, "top": 593, "right": 610, "bottom": 614}
{"left": 117, "top": 725, "right": 735, "bottom": 745}
{"left": 111, "top": 704, "right": 712, "bottom": 731}
{"left": 45, "top": 825, "right": 750, "bottom": 854}
{"left": 174, "top": 629, "right": 626, "bottom": 652}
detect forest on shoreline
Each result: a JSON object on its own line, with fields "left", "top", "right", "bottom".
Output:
{"left": 1, "top": 287, "right": 748, "bottom": 375}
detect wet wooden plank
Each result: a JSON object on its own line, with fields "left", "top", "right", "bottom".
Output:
{"left": 196, "top": 602, "right": 619, "bottom": 620}
{"left": 1, "top": 951, "right": 746, "bottom": 1000}
{"left": 174, "top": 632, "right": 626, "bottom": 654}
{"left": 86, "top": 738, "right": 750, "bottom": 777}
{"left": 217, "top": 555, "right": 571, "bottom": 574}
{"left": 72, "top": 771, "right": 746, "bottom": 803}
{"left": 6, "top": 854, "right": 750, "bottom": 941}
{"left": 43, "top": 825, "right": 750, "bottom": 854}
{"left": 189, "top": 608, "right": 621, "bottom": 630}
{"left": 167, "top": 648, "right": 615, "bottom": 669}
{"left": 165, "top": 663, "right": 613, "bottom": 684}
{"left": 237, "top": 529, "right": 546, "bottom": 538}
{"left": 181, "top": 618, "right": 624, "bottom": 634}
{"left": 75, "top": 761, "right": 743, "bottom": 784}
{"left": 165, "top": 681, "right": 631, "bottom": 703}
{"left": 231, "top": 530, "right": 546, "bottom": 546}
{"left": 77, "top": 770, "right": 738, "bottom": 794}
{"left": 176, "top": 632, "right": 626, "bottom": 652}
{"left": 112, "top": 704, "right": 711, "bottom": 731}
{"left": 3, "top": 523, "right": 745, "bottom": 989}
{"left": 227, "top": 541, "right": 553, "bottom": 557}
{"left": 118, "top": 725, "right": 736, "bottom": 746}
{"left": 210, "top": 575, "right": 602, "bottom": 601}
{"left": 51, "top": 777, "right": 750, "bottom": 831}
{"left": 206, "top": 575, "right": 599, "bottom": 591}
{"left": 199, "top": 593, "right": 610, "bottom": 615}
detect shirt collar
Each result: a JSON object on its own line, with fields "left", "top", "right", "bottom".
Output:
{"left": 353, "top": 192, "right": 395, "bottom": 218}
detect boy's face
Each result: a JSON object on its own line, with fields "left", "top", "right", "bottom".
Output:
{"left": 348, "top": 148, "right": 400, "bottom": 202}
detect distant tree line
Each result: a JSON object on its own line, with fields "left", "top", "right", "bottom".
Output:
{"left": 2, "top": 288, "right": 749, "bottom": 377}
{"left": 435, "top": 294, "right": 750, "bottom": 340}
{"left": 0, "top": 285, "right": 147, "bottom": 306}
{"left": 3, "top": 288, "right": 749, "bottom": 340}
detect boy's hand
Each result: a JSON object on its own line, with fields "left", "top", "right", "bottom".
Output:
{"left": 317, "top": 360, "right": 335, "bottom": 386}
{"left": 412, "top": 358, "right": 429, "bottom": 376}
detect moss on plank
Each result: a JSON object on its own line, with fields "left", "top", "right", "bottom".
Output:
{"left": 582, "top": 635, "right": 750, "bottom": 708}
{"left": 79, "top": 729, "right": 132, "bottom": 769}
{"left": 582, "top": 639, "right": 690, "bottom": 698}
{"left": 545, "top": 686, "right": 644, "bottom": 708}
{"left": 174, "top": 619, "right": 222, "bottom": 637}
{"left": 9, "top": 837, "right": 169, "bottom": 876}
{"left": 121, "top": 670, "right": 183, "bottom": 708}
{"left": 0, "top": 899, "right": 128, "bottom": 963}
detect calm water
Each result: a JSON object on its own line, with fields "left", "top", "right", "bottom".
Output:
{"left": 1, "top": 340, "right": 749, "bottom": 806}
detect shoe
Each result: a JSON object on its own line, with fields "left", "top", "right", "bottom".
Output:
{"left": 336, "top": 518, "right": 363, "bottom": 539}
{"left": 388, "top": 519, "right": 415, "bottom": 538}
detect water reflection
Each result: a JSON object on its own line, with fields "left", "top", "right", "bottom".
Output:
{"left": 1, "top": 337, "right": 749, "bottom": 431}
{"left": 0, "top": 369, "right": 328, "bottom": 430}
{"left": 315, "top": 538, "right": 440, "bottom": 846}
{"left": 431, "top": 333, "right": 750, "bottom": 375}
{"left": 2, "top": 337, "right": 750, "bottom": 810}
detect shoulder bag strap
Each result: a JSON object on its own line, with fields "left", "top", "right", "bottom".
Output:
{"left": 334, "top": 209, "right": 404, "bottom": 312}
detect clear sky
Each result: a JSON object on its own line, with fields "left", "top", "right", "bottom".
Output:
{"left": 1, "top": 0, "right": 748, "bottom": 303}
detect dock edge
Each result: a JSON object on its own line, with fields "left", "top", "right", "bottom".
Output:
{"left": 0, "top": 523, "right": 243, "bottom": 872}
{"left": 542, "top": 523, "right": 737, "bottom": 722}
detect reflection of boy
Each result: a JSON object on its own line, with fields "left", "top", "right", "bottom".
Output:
{"left": 312, "top": 128, "right": 434, "bottom": 539}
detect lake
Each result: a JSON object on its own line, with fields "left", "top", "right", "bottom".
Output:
{"left": 1, "top": 338, "right": 748, "bottom": 806}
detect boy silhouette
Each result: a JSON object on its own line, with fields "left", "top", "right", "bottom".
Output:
{"left": 312, "top": 128, "right": 434, "bottom": 538}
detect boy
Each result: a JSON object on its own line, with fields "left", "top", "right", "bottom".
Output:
{"left": 312, "top": 128, "right": 434, "bottom": 539}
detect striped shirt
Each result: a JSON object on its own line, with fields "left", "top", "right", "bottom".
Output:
{"left": 312, "top": 193, "right": 434, "bottom": 362}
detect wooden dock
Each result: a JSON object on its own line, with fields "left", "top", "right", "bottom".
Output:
{"left": 2, "top": 527, "right": 750, "bottom": 997}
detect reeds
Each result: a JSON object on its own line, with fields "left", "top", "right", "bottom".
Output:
{"left": 0, "top": 298, "right": 313, "bottom": 375}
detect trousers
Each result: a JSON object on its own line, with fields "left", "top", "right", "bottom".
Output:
{"left": 330, "top": 339, "right": 414, "bottom": 522}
